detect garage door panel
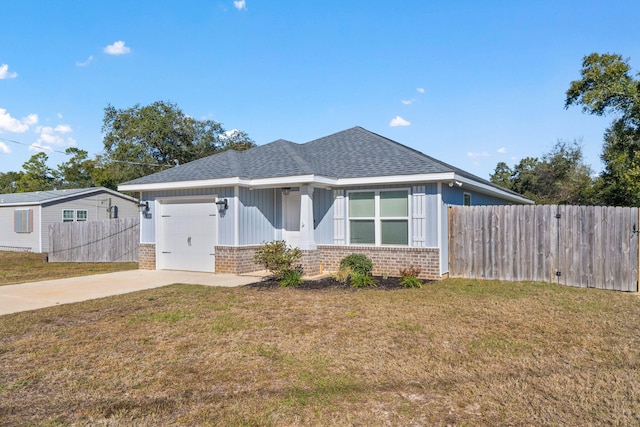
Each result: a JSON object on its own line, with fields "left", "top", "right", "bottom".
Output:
{"left": 159, "top": 201, "right": 217, "bottom": 272}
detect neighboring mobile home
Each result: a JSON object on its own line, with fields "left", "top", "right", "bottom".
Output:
{"left": 0, "top": 187, "right": 139, "bottom": 253}
{"left": 119, "top": 127, "right": 532, "bottom": 279}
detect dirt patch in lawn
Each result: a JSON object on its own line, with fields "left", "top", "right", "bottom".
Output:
{"left": 0, "top": 251, "right": 138, "bottom": 286}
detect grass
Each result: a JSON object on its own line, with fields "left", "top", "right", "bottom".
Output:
{"left": 0, "top": 280, "right": 639, "bottom": 425}
{"left": 0, "top": 251, "right": 138, "bottom": 286}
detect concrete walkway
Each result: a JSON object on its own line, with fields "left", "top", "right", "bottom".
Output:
{"left": 0, "top": 270, "right": 262, "bottom": 316}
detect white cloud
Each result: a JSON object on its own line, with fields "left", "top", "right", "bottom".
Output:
{"left": 416, "top": 87, "right": 425, "bottom": 94}
{"left": 234, "top": 0, "right": 247, "bottom": 10}
{"left": 76, "top": 55, "right": 94, "bottom": 66}
{"left": 0, "top": 108, "right": 38, "bottom": 133}
{"left": 104, "top": 41, "right": 131, "bottom": 55}
{"left": 401, "top": 99, "right": 413, "bottom": 105}
{"left": 497, "top": 147, "right": 506, "bottom": 154}
{"left": 57, "top": 113, "right": 64, "bottom": 119}
{"left": 31, "top": 125, "right": 76, "bottom": 152}
{"left": 389, "top": 116, "right": 411, "bottom": 127}
{"left": 467, "top": 151, "right": 490, "bottom": 159}
{"left": 0, "top": 142, "right": 9, "bottom": 154}
{"left": 0, "top": 64, "right": 18, "bottom": 79}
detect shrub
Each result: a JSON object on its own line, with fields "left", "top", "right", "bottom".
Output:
{"left": 350, "top": 272, "right": 377, "bottom": 288}
{"left": 334, "top": 265, "right": 353, "bottom": 284}
{"left": 399, "top": 266, "right": 423, "bottom": 288}
{"left": 279, "top": 268, "right": 303, "bottom": 287}
{"left": 254, "top": 240, "right": 302, "bottom": 279}
{"left": 339, "top": 254, "right": 373, "bottom": 276}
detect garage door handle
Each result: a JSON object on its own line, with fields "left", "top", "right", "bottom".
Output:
{"left": 187, "top": 237, "right": 192, "bottom": 246}
{"left": 162, "top": 251, "right": 171, "bottom": 254}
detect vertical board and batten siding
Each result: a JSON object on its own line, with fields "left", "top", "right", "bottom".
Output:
{"left": 49, "top": 218, "right": 140, "bottom": 262}
{"left": 239, "top": 187, "right": 277, "bottom": 245}
{"left": 449, "top": 205, "right": 639, "bottom": 292}
{"left": 313, "top": 188, "right": 334, "bottom": 244}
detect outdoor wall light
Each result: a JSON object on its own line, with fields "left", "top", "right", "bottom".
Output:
{"left": 282, "top": 187, "right": 291, "bottom": 195}
{"left": 216, "top": 198, "right": 228, "bottom": 211}
{"left": 139, "top": 201, "right": 150, "bottom": 212}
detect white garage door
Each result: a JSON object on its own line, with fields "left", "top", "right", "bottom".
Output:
{"left": 158, "top": 200, "right": 217, "bottom": 272}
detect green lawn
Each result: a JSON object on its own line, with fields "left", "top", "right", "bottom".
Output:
{"left": 0, "top": 279, "right": 639, "bottom": 426}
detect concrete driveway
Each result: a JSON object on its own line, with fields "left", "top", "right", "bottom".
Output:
{"left": 0, "top": 270, "right": 262, "bottom": 316}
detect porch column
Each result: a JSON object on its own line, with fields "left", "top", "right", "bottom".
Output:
{"left": 298, "top": 185, "right": 316, "bottom": 250}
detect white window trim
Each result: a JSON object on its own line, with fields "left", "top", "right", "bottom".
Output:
{"left": 62, "top": 209, "right": 89, "bottom": 222}
{"left": 346, "top": 188, "right": 411, "bottom": 246}
{"left": 62, "top": 209, "right": 75, "bottom": 222}
{"left": 463, "top": 192, "right": 472, "bottom": 206}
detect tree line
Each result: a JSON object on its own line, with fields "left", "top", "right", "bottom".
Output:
{"left": 0, "top": 101, "right": 255, "bottom": 193}
{"left": 492, "top": 52, "right": 639, "bottom": 206}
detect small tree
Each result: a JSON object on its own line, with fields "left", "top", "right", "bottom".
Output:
{"left": 254, "top": 240, "right": 302, "bottom": 280}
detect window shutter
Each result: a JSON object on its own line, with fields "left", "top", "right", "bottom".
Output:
{"left": 412, "top": 186, "right": 426, "bottom": 247}
{"left": 333, "top": 190, "right": 345, "bottom": 244}
{"left": 14, "top": 209, "right": 33, "bottom": 233}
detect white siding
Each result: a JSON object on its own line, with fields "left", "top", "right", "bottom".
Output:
{"left": 0, "top": 206, "right": 41, "bottom": 252}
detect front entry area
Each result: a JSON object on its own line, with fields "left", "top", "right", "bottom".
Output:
{"left": 282, "top": 191, "right": 301, "bottom": 247}
{"left": 157, "top": 199, "right": 217, "bottom": 272}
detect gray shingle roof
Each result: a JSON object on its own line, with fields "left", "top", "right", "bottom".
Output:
{"left": 120, "top": 127, "right": 498, "bottom": 190}
{"left": 0, "top": 187, "right": 135, "bottom": 206}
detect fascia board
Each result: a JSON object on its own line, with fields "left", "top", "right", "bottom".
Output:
{"left": 334, "top": 173, "right": 455, "bottom": 186}
{"left": 455, "top": 175, "right": 534, "bottom": 204}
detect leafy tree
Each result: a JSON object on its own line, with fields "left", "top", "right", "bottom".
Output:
{"left": 0, "top": 171, "right": 24, "bottom": 193}
{"left": 100, "top": 100, "right": 255, "bottom": 186}
{"left": 565, "top": 52, "right": 640, "bottom": 206}
{"left": 16, "top": 152, "right": 57, "bottom": 192}
{"left": 56, "top": 147, "right": 96, "bottom": 189}
{"left": 490, "top": 140, "right": 594, "bottom": 205}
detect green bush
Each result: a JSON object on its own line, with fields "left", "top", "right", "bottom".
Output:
{"left": 399, "top": 266, "right": 423, "bottom": 288}
{"left": 254, "top": 240, "right": 302, "bottom": 279}
{"left": 350, "top": 272, "right": 377, "bottom": 288}
{"left": 279, "top": 268, "right": 303, "bottom": 287}
{"left": 339, "top": 254, "right": 373, "bottom": 276}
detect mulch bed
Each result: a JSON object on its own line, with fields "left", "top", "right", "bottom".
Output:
{"left": 246, "top": 275, "right": 432, "bottom": 290}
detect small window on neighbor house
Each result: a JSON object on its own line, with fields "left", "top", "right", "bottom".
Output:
{"left": 63, "top": 210, "right": 75, "bottom": 222}
{"left": 463, "top": 193, "right": 472, "bottom": 206}
{"left": 14, "top": 209, "right": 33, "bottom": 233}
{"left": 76, "top": 210, "right": 88, "bottom": 221}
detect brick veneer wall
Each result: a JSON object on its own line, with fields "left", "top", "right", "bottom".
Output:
{"left": 139, "top": 243, "right": 156, "bottom": 270}
{"left": 317, "top": 245, "right": 441, "bottom": 280}
{"left": 215, "top": 245, "right": 263, "bottom": 274}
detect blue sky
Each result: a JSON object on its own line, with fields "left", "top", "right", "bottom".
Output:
{"left": 1, "top": 1, "right": 638, "bottom": 180}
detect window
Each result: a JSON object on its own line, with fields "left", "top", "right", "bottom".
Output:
{"left": 348, "top": 190, "right": 409, "bottom": 245}
{"left": 76, "top": 210, "right": 88, "bottom": 221}
{"left": 14, "top": 209, "right": 33, "bottom": 233}
{"left": 63, "top": 210, "right": 75, "bottom": 222}
{"left": 463, "top": 193, "right": 472, "bottom": 206}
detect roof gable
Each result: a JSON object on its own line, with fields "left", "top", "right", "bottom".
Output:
{"left": 0, "top": 187, "right": 137, "bottom": 207}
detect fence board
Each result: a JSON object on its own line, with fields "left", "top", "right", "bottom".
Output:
{"left": 48, "top": 218, "right": 140, "bottom": 263}
{"left": 449, "top": 205, "right": 639, "bottom": 292}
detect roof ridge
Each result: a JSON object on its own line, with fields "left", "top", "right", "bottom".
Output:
{"left": 276, "top": 139, "right": 314, "bottom": 174}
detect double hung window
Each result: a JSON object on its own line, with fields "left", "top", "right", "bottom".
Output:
{"left": 348, "top": 190, "right": 409, "bottom": 245}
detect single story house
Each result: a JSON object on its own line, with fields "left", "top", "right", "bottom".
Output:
{"left": 0, "top": 187, "right": 139, "bottom": 253}
{"left": 119, "top": 127, "right": 532, "bottom": 279}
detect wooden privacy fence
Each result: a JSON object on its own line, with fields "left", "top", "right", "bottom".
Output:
{"left": 49, "top": 218, "right": 139, "bottom": 263}
{"left": 449, "top": 205, "right": 639, "bottom": 292}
